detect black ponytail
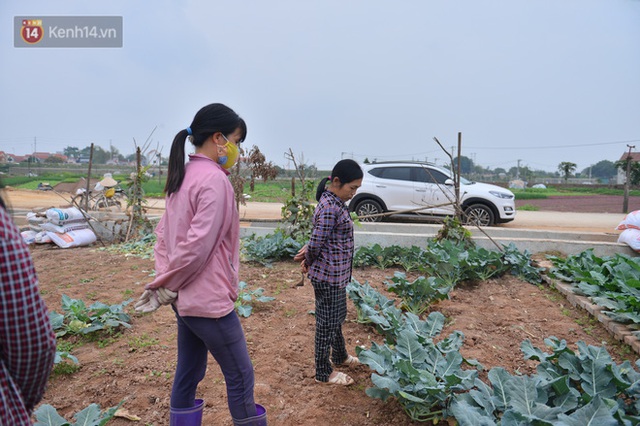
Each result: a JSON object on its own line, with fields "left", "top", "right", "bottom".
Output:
{"left": 164, "top": 129, "right": 190, "bottom": 196}
{"left": 164, "top": 103, "right": 247, "bottom": 196}
{"left": 315, "top": 177, "right": 330, "bottom": 201}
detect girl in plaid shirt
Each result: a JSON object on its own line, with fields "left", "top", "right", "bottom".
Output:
{"left": 295, "top": 159, "right": 363, "bottom": 386}
{"left": 0, "top": 188, "right": 56, "bottom": 424}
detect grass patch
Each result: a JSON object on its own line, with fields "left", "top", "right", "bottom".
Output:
{"left": 512, "top": 186, "right": 640, "bottom": 199}
{"left": 95, "top": 331, "right": 123, "bottom": 349}
{"left": 517, "top": 204, "right": 540, "bottom": 211}
{"left": 128, "top": 333, "right": 159, "bottom": 350}
{"left": 9, "top": 169, "right": 640, "bottom": 202}
{"left": 511, "top": 190, "right": 549, "bottom": 200}
{"left": 242, "top": 179, "right": 316, "bottom": 203}
{"left": 51, "top": 361, "right": 81, "bottom": 377}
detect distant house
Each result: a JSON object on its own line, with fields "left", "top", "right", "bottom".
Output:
{"left": 0, "top": 152, "right": 20, "bottom": 163}
{"left": 617, "top": 151, "right": 640, "bottom": 184}
{"left": 0, "top": 151, "right": 68, "bottom": 164}
{"left": 31, "top": 152, "right": 50, "bottom": 163}
{"left": 47, "top": 153, "right": 68, "bottom": 163}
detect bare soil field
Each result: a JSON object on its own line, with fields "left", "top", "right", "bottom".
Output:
{"left": 5, "top": 188, "right": 638, "bottom": 425}
{"left": 31, "top": 247, "right": 637, "bottom": 426}
{"left": 514, "top": 194, "right": 640, "bottom": 214}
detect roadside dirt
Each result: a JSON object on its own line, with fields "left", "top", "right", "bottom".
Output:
{"left": 4, "top": 188, "right": 638, "bottom": 425}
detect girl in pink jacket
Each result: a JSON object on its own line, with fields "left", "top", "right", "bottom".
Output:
{"left": 135, "top": 103, "right": 266, "bottom": 426}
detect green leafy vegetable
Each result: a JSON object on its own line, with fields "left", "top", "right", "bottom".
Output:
{"left": 234, "top": 281, "right": 275, "bottom": 317}
{"left": 34, "top": 401, "right": 123, "bottom": 426}
{"left": 49, "top": 295, "right": 132, "bottom": 337}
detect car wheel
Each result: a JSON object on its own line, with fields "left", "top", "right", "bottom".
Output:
{"left": 464, "top": 204, "right": 495, "bottom": 226}
{"left": 354, "top": 199, "right": 383, "bottom": 222}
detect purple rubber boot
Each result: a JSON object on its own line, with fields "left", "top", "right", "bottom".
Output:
{"left": 170, "top": 399, "right": 204, "bottom": 426}
{"left": 232, "top": 404, "right": 267, "bottom": 426}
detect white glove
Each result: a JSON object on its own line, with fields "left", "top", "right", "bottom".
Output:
{"left": 156, "top": 287, "right": 178, "bottom": 305}
{"left": 135, "top": 288, "right": 178, "bottom": 313}
{"left": 134, "top": 290, "right": 161, "bottom": 313}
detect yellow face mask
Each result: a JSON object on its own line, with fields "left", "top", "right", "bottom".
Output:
{"left": 218, "top": 135, "right": 239, "bottom": 170}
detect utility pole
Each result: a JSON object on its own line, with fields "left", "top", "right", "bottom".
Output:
{"left": 516, "top": 159, "right": 521, "bottom": 180}
{"left": 456, "top": 133, "right": 462, "bottom": 222}
{"left": 623, "top": 144, "right": 635, "bottom": 213}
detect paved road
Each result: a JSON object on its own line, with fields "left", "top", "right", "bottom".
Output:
{"left": 6, "top": 189, "right": 626, "bottom": 235}
{"left": 237, "top": 202, "right": 623, "bottom": 234}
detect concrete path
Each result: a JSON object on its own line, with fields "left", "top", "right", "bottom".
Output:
{"left": 500, "top": 210, "right": 622, "bottom": 234}
{"left": 8, "top": 188, "right": 634, "bottom": 255}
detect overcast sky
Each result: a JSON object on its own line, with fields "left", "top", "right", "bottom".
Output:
{"left": 1, "top": 1, "right": 639, "bottom": 173}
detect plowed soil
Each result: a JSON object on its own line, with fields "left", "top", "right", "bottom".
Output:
{"left": 515, "top": 194, "right": 640, "bottom": 213}
{"left": 30, "top": 247, "right": 636, "bottom": 426}
{"left": 6, "top": 188, "right": 638, "bottom": 425}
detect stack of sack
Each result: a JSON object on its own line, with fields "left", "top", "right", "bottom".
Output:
{"left": 616, "top": 210, "right": 640, "bottom": 252}
{"left": 22, "top": 207, "right": 97, "bottom": 248}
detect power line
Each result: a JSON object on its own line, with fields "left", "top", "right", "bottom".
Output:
{"left": 467, "top": 138, "right": 640, "bottom": 150}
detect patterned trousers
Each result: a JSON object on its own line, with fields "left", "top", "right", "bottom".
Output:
{"left": 312, "top": 279, "right": 349, "bottom": 381}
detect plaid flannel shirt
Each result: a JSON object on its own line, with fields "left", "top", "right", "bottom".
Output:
{"left": 0, "top": 207, "right": 56, "bottom": 425}
{"left": 305, "top": 190, "right": 354, "bottom": 288}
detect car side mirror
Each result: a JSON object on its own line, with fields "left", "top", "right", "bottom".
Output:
{"left": 444, "top": 178, "right": 454, "bottom": 185}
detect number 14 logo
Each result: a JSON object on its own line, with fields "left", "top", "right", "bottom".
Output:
{"left": 21, "top": 19, "right": 43, "bottom": 44}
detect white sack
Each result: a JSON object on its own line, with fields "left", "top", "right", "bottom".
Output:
{"left": 46, "top": 228, "right": 97, "bottom": 248}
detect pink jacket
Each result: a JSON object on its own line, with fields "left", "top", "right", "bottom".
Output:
{"left": 145, "top": 154, "right": 240, "bottom": 318}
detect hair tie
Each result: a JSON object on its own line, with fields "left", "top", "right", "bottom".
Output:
{"left": 327, "top": 176, "right": 332, "bottom": 180}
{"left": 186, "top": 127, "right": 192, "bottom": 135}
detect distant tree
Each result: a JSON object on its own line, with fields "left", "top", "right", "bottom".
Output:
{"left": 303, "top": 163, "right": 318, "bottom": 178}
{"left": 519, "top": 166, "right": 534, "bottom": 182}
{"left": 472, "top": 165, "right": 486, "bottom": 175}
{"left": 76, "top": 145, "right": 110, "bottom": 164}
{"left": 108, "top": 145, "right": 125, "bottom": 162}
{"left": 363, "top": 158, "right": 370, "bottom": 164}
{"left": 558, "top": 161, "right": 577, "bottom": 183}
{"left": 452, "top": 156, "right": 473, "bottom": 174}
{"left": 584, "top": 160, "right": 616, "bottom": 179}
{"left": 615, "top": 159, "right": 640, "bottom": 186}
{"left": 44, "top": 156, "right": 64, "bottom": 164}
{"left": 535, "top": 169, "right": 556, "bottom": 178}
{"left": 93, "top": 146, "right": 110, "bottom": 164}
{"left": 63, "top": 146, "right": 80, "bottom": 158}
{"left": 494, "top": 167, "right": 507, "bottom": 175}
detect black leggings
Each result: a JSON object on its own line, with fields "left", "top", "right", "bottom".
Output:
{"left": 171, "top": 310, "right": 256, "bottom": 420}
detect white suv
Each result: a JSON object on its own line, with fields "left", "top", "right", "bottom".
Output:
{"left": 349, "top": 161, "right": 516, "bottom": 226}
